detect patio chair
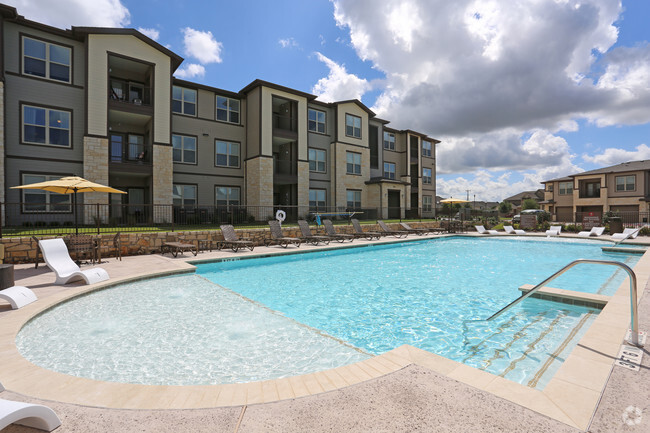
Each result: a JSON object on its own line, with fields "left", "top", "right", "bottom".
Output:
{"left": 65, "top": 234, "right": 100, "bottom": 265}
{"left": 112, "top": 232, "right": 122, "bottom": 260}
{"left": 399, "top": 222, "right": 429, "bottom": 235}
{"left": 218, "top": 225, "right": 255, "bottom": 252}
{"left": 0, "top": 382, "right": 62, "bottom": 431}
{"left": 32, "top": 236, "right": 42, "bottom": 268}
{"left": 161, "top": 235, "right": 198, "bottom": 257}
{"left": 264, "top": 220, "right": 301, "bottom": 248}
{"left": 578, "top": 227, "right": 605, "bottom": 237}
{"left": 322, "top": 219, "right": 354, "bottom": 242}
{"left": 503, "top": 225, "right": 526, "bottom": 235}
{"left": 611, "top": 227, "right": 640, "bottom": 240}
{"left": 475, "top": 225, "right": 498, "bottom": 235}
{"left": 377, "top": 220, "right": 408, "bottom": 238}
{"left": 297, "top": 220, "right": 331, "bottom": 246}
{"left": 545, "top": 226, "right": 562, "bottom": 236}
{"left": 0, "top": 285, "right": 37, "bottom": 309}
{"left": 351, "top": 219, "right": 381, "bottom": 240}
{"left": 38, "top": 238, "right": 109, "bottom": 285}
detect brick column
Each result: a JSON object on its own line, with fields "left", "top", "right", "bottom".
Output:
{"left": 153, "top": 145, "right": 173, "bottom": 223}
{"left": 83, "top": 135, "right": 109, "bottom": 224}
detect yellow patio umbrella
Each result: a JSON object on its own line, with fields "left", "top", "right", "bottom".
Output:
{"left": 440, "top": 197, "right": 470, "bottom": 228}
{"left": 11, "top": 176, "right": 126, "bottom": 235}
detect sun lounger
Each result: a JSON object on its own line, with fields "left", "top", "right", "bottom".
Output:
{"left": 351, "top": 219, "right": 381, "bottom": 240}
{"left": 0, "top": 382, "right": 62, "bottom": 431}
{"left": 38, "top": 238, "right": 109, "bottom": 285}
{"left": 399, "top": 222, "right": 429, "bottom": 235}
{"left": 611, "top": 228, "right": 640, "bottom": 240}
{"left": 503, "top": 225, "right": 526, "bottom": 235}
{"left": 0, "top": 286, "right": 37, "bottom": 309}
{"left": 322, "top": 219, "right": 354, "bottom": 242}
{"left": 377, "top": 220, "right": 408, "bottom": 238}
{"left": 161, "top": 241, "right": 198, "bottom": 257}
{"left": 297, "top": 220, "right": 331, "bottom": 245}
{"left": 578, "top": 227, "right": 605, "bottom": 237}
{"left": 475, "top": 225, "right": 498, "bottom": 235}
{"left": 218, "top": 225, "right": 255, "bottom": 252}
{"left": 264, "top": 220, "right": 301, "bottom": 248}
{"left": 545, "top": 226, "right": 562, "bottom": 236}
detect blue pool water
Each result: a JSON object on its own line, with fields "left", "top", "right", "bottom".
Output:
{"left": 16, "top": 236, "right": 640, "bottom": 389}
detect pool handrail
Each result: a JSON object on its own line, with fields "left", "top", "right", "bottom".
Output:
{"left": 485, "top": 259, "right": 642, "bottom": 347}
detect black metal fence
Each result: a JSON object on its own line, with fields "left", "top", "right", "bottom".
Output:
{"left": 570, "top": 212, "right": 650, "bottom": 227}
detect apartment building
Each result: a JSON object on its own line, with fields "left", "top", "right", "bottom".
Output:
{"left": 540, "top": 160, "right": 650, "bottom": 222}
{"left": 0, "top": 4, "right": 438, "bottom": 226}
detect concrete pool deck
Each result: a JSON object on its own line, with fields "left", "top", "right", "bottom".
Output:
{"left": 1, "top": 232, "right": 648, "bottom": 432}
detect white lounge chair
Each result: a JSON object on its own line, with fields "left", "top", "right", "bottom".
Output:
{"left": 611, "top": 228, "right": 640, "bottom": 240}
{"left": 0, "top": 286, "right": 37, "bottom": 309}
{"left": 0, "top": 383, "right": 61, "bottom": 431}
{"left": 546, "top": 226, "right": 562, "bottom": 236}
{"left": 475, "top": 225, "right": 498, "bottom": 235}
{"left": 578, "top": 227, "right": 605, "bottom": 237}
{"left": 503, "top": 225, "right": 526, "bottom": 235}
{"left": 38, "top": 238, "right": 109, "bottom": 285}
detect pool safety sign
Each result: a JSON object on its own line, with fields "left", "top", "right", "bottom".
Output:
{"left": 615, "top": 330, "right": 647, "bottom": 371}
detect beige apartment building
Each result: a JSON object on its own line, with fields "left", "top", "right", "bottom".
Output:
{"left": 0, "top": 4, "right": 438, "bottom": 227}
{"left": 540, "top": 160, "right": 650, "bottom": 223}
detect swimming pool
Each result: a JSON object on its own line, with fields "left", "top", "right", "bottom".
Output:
{"left": 16, "top": 236, "right": 639, "bottom": 389}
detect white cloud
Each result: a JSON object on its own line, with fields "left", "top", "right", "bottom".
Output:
{"left": 312, "top": 53, "right": 371, "bottom": 102}
{"left": 137, "top": 27, "right": 159, "bottom": 41}
{"left": 173, "top": 63, "right": 206, "bottom": 79}
{"left": 6, "top": 0, "right": 130, "bottom": 27}
{"left": 181, "top": 27, "right": 223, "bottom": 64}
{"left": 583, "top": 143, "right": 650, "bottom": 166}
{"left": 279, "top": 37, "right": 298, "bottom": 48}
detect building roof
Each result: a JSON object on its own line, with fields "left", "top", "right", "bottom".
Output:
{"left": 239, "top": 79, "right": 317, "bottom": 100}
{"left": 503, "top": 189, "right": 544, "bottom": 202}
{"left": 571, "top": 160, "right": 650, "bottom": 177}
{"left": 543, "top": 176, "right": 573, "bottom": 183}
{"left": 333, "top": 99, "right": 376, "bottom": 117}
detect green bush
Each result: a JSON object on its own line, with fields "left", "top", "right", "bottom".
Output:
{"left": 537, "top": 212, "right": 551, "bottom": 224}
{"left": 640, "top": 227, "right": 650, "bottom": 236}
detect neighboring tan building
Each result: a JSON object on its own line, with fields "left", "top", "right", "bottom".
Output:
{"left": 503, "top": 190, "right": 544, "bottom": 212}
{"left": 540, "top": 160, "right": 650, "bottom": 223}
{"left": 0, "top": 4, "right": 439, "bottom": 226}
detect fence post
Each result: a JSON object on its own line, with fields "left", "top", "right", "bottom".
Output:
{"left": 171, "top": 205, "right": 175, "bottom": 232}
{"left": 96, "top": 203, "right": 100, "bottom": 234}
{"left": 0, "top": 202, "right": 3, "bottom": 239}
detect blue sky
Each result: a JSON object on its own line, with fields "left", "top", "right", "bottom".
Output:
{"left": 7, "top": 0, "right": 650, "bottom": 201}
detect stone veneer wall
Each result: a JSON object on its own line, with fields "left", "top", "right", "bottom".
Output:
{"left": 0, "top": 81, "right": 4, "bottom": 205}
{"left": 297, "top": 161, "right": 309, "bottom": 208}
{"left": 83, "top": 136, "right": 110, "bottom": 224}
{"left": 0, "top": 221, "right": 442, "bottom": 264}
{"left": 153, "top": 145, "right": 173, "bottom": 223}
{"left": 246, "top": 157, "right": 273, "bottom": 207}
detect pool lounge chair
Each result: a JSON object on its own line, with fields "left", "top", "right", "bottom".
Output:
{"left": 377, "top": 220, "right": 408, "bottom": 238}
{"left": 0, "top": 382, "right": 62, "bottom": 432}
{"left": 546, "top": 226, "right": 562, "bottom": 236}
{"left": 399, "top": 222, "right": 429, "bottom": 235}
{"left": 578, "top": 227, "right": 605, "bottom": 237}
{"left": 611, "top": 228, "right": 640, "bottom": 240}
{"left": 322, "top": 219, "right": 354, "bottom": 242}
{"left": 503, "top": 225, "right": 526, "bottom": 235}
{"left": 218, "top": 225, "right": 255, "bottom": 252}
{"left": 38, "top": 238, "right": 109, "bottom": 285}
{"left": 297, "top": 220, "right": 331, "bottom": 245}
{"left": 0, "top": 286, "right": 37, "bottom": 309}
{"left": 351, "top": 219, "right": 381, "bottom": 240}
{"left": 475, "top": 225, "right": 498, "bottom": 235}
{"left": 264, "top": 220, "right": 302, "bottom": 248}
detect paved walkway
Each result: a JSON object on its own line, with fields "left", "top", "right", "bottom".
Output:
{"left": 1, "top": 233, "right": 648, "bottom": 432}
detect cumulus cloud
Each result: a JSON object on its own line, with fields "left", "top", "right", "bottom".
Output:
{"left": 181, "top": 27, "right": 223, "bottom": 64}
{"left": 137, "top": 27, "right": 159, "bottom": 41}
{"left": 279, "top": 37, "right": 298, "bottom": 48}
{"left": 6, "top": 0, "right": 130, "bottom": 27}
{"left": 173, "top": 63, "right": 206, "bottom": 79}
{"left": 583, "top": 143, "right": 650, "bottom": 166}
{"left": 312, "top": 52, "right": 371, "bottom": 102}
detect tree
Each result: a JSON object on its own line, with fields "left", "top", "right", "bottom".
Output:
{"left": 522, "top": 198, "right": 540, "bottom": 210}
{"left": 498, "top": 201, "right": 512, "bottom": 214}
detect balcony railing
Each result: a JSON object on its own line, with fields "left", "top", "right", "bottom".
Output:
{"left": 273, "top": 113, "right": 297, "bottom": 132}
{"left": 110, "top": 144, "right": 152, "bottom": 165}
{"left": 109, "top": 83, "right": 152, "bottom": 106}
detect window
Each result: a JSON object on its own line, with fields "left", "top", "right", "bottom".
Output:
{"left": 547, "top": 184, "right": 554, "bottom": 192}
{"left": 216, "top": 186, "right": 240, "bottom": 206}
{"left": 308, "top": 148, "right": 326, "bottom": 173}
{"left": 384, "top": 162, "right": 396, "bottom": 180}
{"left": 216, "top": 96, "right": 240, "bottom": 123}
{"left": 423, "top": 196, "right": 432, "bottom": 212}
{"left": 309, "top": 189, "right": 326, "bottom": 208}
{"left": 215, "top": 140, "right": 240, "bottom": 168}
{"left": 22, "top": 105, "right": 70, "bottom": 147}
{"left": 383, "top": 132, "right": 395, "bottom": 150}
{"left": 21, "top": 174, "right": 72, "bottom": 213}
{"left": 22, "top": 36, "right": 71, "bottom": 83}
{"left": 422, "top": 140, "right": 432, "bottom": 157}
{"left": 616, "top": 175, "right": 635, "bottom": 192}
{"left": 172, "top": 134, "right": 197, "bottom": 164}
{"left": 347, "top": 190, "right": 361, "bottom": 209}
{"left": 345, "top": 114, "right": 361, "bottom": 138}
{"left": 172, "top": 86, "right": 196, "bottom": 116}
{"left": 422, "top": 168, "right": 432, "bottom": 185}
{"left": 559, "top": 181, "right": 573, "bottom": 195}
{"left": 308, "top": 109, "right": 326, "bottom": 133}
{"left": 346, "top": 152, "right": 361, "bottom": 175}
{"left": 172, "top": 184, "right": 196, "bottom": 207}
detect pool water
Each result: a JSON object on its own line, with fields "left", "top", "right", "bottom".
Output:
{"left": 16, "top": 236, "right": 639, "bottom": 389}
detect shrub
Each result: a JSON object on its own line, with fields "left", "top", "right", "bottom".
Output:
{"left": 640, "top": 227, "right": 650, "bottom": 236}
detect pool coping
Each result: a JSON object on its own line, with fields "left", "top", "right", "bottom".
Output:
{"left": 1, "top": 233, "right": 648, "bottom": 431}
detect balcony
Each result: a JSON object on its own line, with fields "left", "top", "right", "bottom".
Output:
{"left": 273, "top": 113, "right": 298, "bottom": 132}
{"left": 109, "top": 143, "right": 152, "bottom": 174}
{"left": 273, "top": 159, "right": 297, "bottom": 185}
{"left": 109, "top": 79, "right": 152, "bottom": 107}
{"left": 578, "top": 182, "right": 601, "bottom": 199}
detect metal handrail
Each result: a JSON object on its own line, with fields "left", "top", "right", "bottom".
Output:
{"left": 485, "top": 259, "right": 641, "bottom": 347}
{"left": 612, "top": 228, "right": 641, "bottom": 246}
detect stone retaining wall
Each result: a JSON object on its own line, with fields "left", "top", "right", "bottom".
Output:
{"left": 0, "top": 221, "right": 442, "bottom": 264}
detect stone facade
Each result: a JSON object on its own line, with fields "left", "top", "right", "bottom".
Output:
{"left": 246, "top": 157, "right": 273, "bottom": 207}
{"left": 297, "top": 161, "right": 310, "bottom": 211}
{"left": 0, "top": 81, "right": 4, "bottom": 205}
{"left": 83, "top": 136, "right": 110, "bottom": 224}
{"left": 153, "top": 145, "right": 173, "bottom": 223}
